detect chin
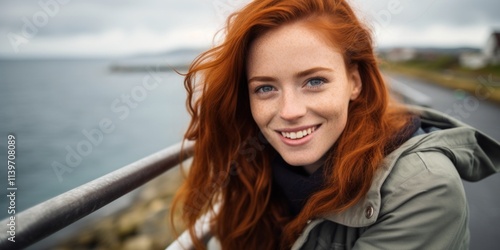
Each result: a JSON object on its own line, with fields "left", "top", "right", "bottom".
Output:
{"left": 281, "top": 155, "right": 319, "bottom": 167}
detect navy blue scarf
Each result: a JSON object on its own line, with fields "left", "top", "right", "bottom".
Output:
{"left": 271, "top": 156, "right": 326, "bottom": 216}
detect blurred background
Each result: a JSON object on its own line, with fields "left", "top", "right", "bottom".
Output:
{"left": 0, "top": 0, "right": 499, "bottom": 249}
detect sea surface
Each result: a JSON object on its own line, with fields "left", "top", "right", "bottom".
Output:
{"left": 0, "top": 56, "right": 192, "bottom": 221}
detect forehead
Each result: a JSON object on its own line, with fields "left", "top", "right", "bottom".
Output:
{"left": 247, "top": 21, "right": 344, "bottom": 75}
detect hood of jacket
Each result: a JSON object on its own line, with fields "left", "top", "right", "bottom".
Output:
{"left": 323, "top": 105, "right": 500, "bottom": 227}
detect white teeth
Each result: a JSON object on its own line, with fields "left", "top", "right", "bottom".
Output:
{"left": 297, "top": 131, "right": 303, "bottom": 138}
{"left": 281, "top": 126, "right": 317, "bottom": 140}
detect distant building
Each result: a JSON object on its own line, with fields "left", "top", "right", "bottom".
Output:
{"left": 483, "top": 32, "right": 500, "bottom": 64}
{"left": 459, "top": 52, "right": 487, "bottom": 69}
{"left": 460, "top": 31, "right": 500, "bottom": 69}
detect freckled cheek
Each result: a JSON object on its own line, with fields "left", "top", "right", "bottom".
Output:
{"left": 309, "top": 96, "right": 346, "bottom": 116}
{"left": 249, "top": 100, "right": 272, "bottom": 128}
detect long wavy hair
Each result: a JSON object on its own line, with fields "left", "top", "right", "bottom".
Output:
{"left": 172, "top": 0, "right": 411, "bottom": 249}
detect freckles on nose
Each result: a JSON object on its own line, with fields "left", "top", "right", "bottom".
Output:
{"left": 279, "top": 92, "right": 306, "bottom": 120}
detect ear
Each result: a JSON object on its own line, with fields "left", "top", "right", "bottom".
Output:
{"left": 348, "top": 65, "right": 362, "bottom": 100}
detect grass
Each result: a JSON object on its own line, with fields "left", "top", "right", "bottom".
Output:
{"left": 379, "top": 56, "right": 500, "bottom": 104}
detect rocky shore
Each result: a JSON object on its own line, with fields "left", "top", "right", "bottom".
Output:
{"left": 54, "top": 162, "right": 189, "bottom": 250}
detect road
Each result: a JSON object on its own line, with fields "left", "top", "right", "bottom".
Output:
{"left": 386, "top": 73, "right": 500, "bottom": 250}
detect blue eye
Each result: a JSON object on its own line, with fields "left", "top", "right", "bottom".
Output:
{"left": 256, "top": 85, "right": 275, "bottom": 93}
{"left": 306, "top": 78, "right": 326, "bottom": 87}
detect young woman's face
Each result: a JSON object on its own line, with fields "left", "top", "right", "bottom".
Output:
{"left": 247, "top": 22, "right": 362, "bottom": 173}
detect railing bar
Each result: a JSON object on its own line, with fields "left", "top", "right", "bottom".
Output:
{"left": 0, "top": 140, "right": 193, "bottom": 249}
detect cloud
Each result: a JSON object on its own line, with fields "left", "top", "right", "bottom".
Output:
{"left": 1, "top": 0, "right": 499, "bottom": 57}
{"left": 376, "top": 24, "right": 492, "bottom": 48}
{"left": 3, "top": 27, "right": 215, "bottom": 57}
{"left": 353, "top": 0, "right": 500, "bottom": 28}
{"left": 352, "top": 0, "right": 500, "bottom": 47}
{"left": 0, "top": 0, "right": 221, "bottom": 57}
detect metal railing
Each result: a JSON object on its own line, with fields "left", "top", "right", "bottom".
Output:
{"left": 0, "top": 140, "right": 194, "bottom": 249}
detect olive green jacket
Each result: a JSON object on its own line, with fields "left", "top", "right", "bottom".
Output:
{"left": 293, "top": 106, "right": 500, "bottom": 250}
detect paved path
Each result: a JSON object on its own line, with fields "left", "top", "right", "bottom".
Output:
{"left": 386, "top": 73, "right": 500, "bottom": 250}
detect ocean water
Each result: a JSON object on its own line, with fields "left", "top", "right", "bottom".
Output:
{"left": 0, "top": 57, "right": 191, "bottom": 220}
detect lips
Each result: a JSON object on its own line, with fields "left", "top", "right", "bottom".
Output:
{"left": 278, "top": 125, "right": 319, "bottom": 140}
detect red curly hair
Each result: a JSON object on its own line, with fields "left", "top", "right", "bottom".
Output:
{"left": 172, "top": 0, "right": 411, "bottom": 249}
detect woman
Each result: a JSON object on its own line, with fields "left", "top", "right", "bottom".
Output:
{"left": 172, "top": 0, "right": 500, "bottom": 249}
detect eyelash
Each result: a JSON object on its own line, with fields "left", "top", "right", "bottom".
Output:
{"left": 305, "top": 77, "right": 327, "bottom": 88}
{"left": 255, "top": 85, "right": 275, "bottom": 94}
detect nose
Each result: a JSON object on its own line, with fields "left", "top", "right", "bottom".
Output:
{"left": 279, "top": 89, "right": 306, "bottom": 121}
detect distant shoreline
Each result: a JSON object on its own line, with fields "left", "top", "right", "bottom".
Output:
{"left": 109, "top": 64, "right": 190, "bottom": 73}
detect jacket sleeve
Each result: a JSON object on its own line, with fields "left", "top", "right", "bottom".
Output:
{"left": 353, "top": 151, "right": 469, "bottom": 250}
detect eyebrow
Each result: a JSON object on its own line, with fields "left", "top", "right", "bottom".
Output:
{"left": 248, "top": 67, "right": 334, "bottom": 84}
{"left": 295, "top": 67, "right": 333, "bottom": 78}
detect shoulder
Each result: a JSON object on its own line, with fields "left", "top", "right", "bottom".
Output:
{"left": 377, "top": 149, "right": 469, "bottom": 245}
{"left": 299, "top": 148, "right": 470, "bottom": 249}
{"left": 381, "top": 150, "right": 466, "bottom": 209}
{"left": 351, "top": 151, "right": 470, "bottom": 249}
{"left": 386, "top": 150, "right": 463, "bottom": 189}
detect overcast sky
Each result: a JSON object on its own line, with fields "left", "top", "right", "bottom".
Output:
{"left": 0, "top": 0, "right": 499, "bottom": 58}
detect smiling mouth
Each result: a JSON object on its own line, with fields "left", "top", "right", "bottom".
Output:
{"left": 279, "top": 125, "right": 319, "bottom": 140}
